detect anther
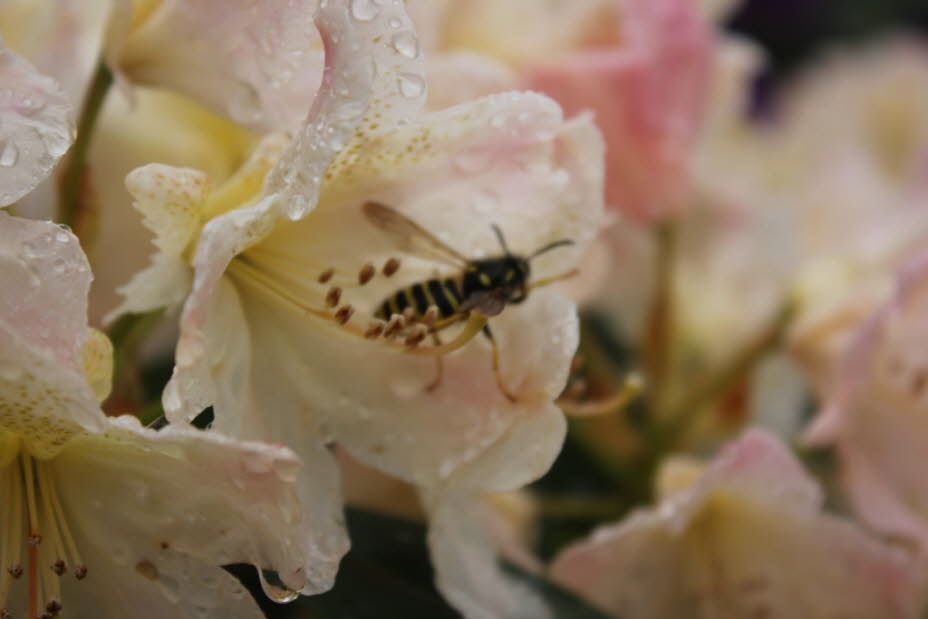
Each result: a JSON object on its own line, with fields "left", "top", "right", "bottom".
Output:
{"left": 51, "top": 560, "right": 66, "bottom": 576}
{"left": 1, "top": 608, "right": 11, "bottom": 619}
{"left": 325, "top": 287, "right": 342, "bottom": 308}
{"left": 317, "top": 268, "right": 335, "bottom": 284}
{"left": 7, "top": 565, "right": 22, "bottom": 579}
{"left": 334, "top": 305, "right": 355, "bottom": 325}
{"left": 74, "top": 566, "right": 87, "bottom": 580}
{"left": 382, "top": 258, "right": 401, "bottom": 277}
{"left": 365, "top": 320, "right": 386, "bottom": 339}
{"left": 358, "top": 263, "right": 376, "bottom": 285}
{"left": 402, "top": 307, "right": 415, "bottom": 322}
{"left": 45, "top": 600, "right": 62, "bottom": 615}
{"left": 384, "top": 315, "right": 405, "bottom": 338}
{"left": 404, "top": 325, "right": 428, "bottom": 347}
{"left": 422, "top": 306, "right": 439, "bottom": 327}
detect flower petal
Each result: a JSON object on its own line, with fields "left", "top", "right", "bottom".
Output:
{"left": 56, "top": 414, "right": 319, "bottom": 594}
{"left": 424, "top": 490, "right": 551, "bottom": 619}
{"left": 523, "top": 0, "right": 714, "bottom": 219}
{"left": 105, "top": 0, "right": 324, "bottom": 130}
{"left": 105, "top": 164, "right": 210, "bottom": 321}
{"left": 0, "top": 212, "right": 103, "bottom": 452}
{"left": 550, "top": 430, "right": 927, "bottom": 619}
{"left": 806, "top": 251, "right": 928, "bottom": 552}
{"left": 59, "top": 544, "right": 267, "bottom": 619}
{"left": 0, "top": 42, "right": 73, "bottom": 207}
{"left": 164, "top": 278, "right": 349, "bottom": 593}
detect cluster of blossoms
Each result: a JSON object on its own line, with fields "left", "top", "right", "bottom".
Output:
{"left": 1, "top": 0, "right": 928, "bottom": 618}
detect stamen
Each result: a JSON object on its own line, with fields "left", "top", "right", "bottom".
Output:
{"left": 317, "top": 268, "right": 335, "bottom": 284}
{"left": 382, "top": 257, "right": 401, "bottom": 277}
{"left": 7, "top": 567, "right": 21, "bottom": 579}
{"left": 21, "top": 455, "right": 40, "bottom": 546}
{"left": 364, "top": 320, "right": 386, "bottom": 339}
{"left": 404, "top": 324, "right": 428, "bottom": 348}
{"left": 358, "top": 263, "right": 376, "bottom": 285}
{"left": 383, "top": 315, "right": 406, "bottom": 339}
{"left": 334, "top": 305, "right": 354, "bottom": 325}
{"left": 402, "top": 307, "right": 415, "bottom": 322}
{"left": 422, "top": 306, "right": 439, "bottom": 327}
{"left": 43, "top": 463, "right": 85, "bottom": 578}
{"left": 325, "top": 287, "right": 342, "bottom": 308}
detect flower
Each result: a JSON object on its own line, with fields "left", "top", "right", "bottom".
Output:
{"left": 805, "top": 251, "right": 928, "bottom": 553}
{"left": 550, "top": 429, "right": 927, "bottom": 619}
{"left": 0, "top": 41, "right": 73, "bottom": 207}
{"left": 522, "top": 0, "right": 715, "bottom": 220}
{"left": 104, "top": 0, "right": 324, "bottom": 130}
{"left": 111, "top": 0, "right": 603, "bottom": 615}
{"left": 780, "top": 39, "right": 928, "bottom": 395}
{"left": 0, "top": 211, "right": 320, "bottom": 617}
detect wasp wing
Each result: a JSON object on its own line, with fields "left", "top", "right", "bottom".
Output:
{"left": 363, "top": 201, "right": 469, "bottom": 267}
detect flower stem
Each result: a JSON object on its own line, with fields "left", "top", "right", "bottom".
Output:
{"left": 659, "top": 301, "right": 795, "bottom": 448}
{"left": 643, "top": 222, "right": 677, "bottom": 412}
{"left": 104, "top": 309, "right": 165, "bottom": 417}
{"left": 57, "top": 61, "right": 113, "bottom": 230}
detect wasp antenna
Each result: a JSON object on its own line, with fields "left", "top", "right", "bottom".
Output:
{"left": 490, "top": 223, "right": 511, "bottom": 255}
{"left": 530, "top": 239, "right": 575, "bottom": 260}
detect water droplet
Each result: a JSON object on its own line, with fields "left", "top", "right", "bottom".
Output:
{"left": 397, "top": 73, "right": 425, "bottom": 99}
{"left": 349, "top": 0, "right": 380, "bottom": 21}
{"left": 258, "top": 570, "right": 299, "bottom": 603}
{"left": 51, "top": 257, "right": 67, "bottom": 273}
{"left": 0, "top": 141, "right": 19, "bottom": 167}
{"left": 391, "top": 32, "right": 419, "bottom": 59}
{"left": 388, "top": 17, "right": 401, "bottom": 28}
{"left": 489, "top": 113, "right": 506, "bottom": 129}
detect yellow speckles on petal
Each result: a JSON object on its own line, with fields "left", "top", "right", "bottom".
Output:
{"left": 82, "top": 329, "right": 113, "bottom": 403}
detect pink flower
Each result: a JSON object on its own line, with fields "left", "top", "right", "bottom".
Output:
{"left": 523, "top": 0, "right": 714, "bottom": 220}
{"left": 550, "top": 430, "right": 927, "bottom": 619}
{"left": 806, "top": 251, "right": 928, "bottom": 553}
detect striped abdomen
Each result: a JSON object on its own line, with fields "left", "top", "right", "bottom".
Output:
{"left": 376, "top": 277, "right": 462, "bottom": 320}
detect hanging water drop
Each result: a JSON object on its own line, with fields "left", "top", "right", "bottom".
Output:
{"left": 397, "top": 73, "right": 425, "bottom": 99}
{"left": 0, "top": 141, "right": 18, "bottom": 167}
{"left": 349, "top": 0, "right": 380, "bottom": 21}
{"left": 391, "top": 32, "right": 419, "bottom": 59}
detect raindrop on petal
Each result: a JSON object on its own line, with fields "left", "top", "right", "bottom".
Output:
{"left": 397, "top": 73, "right": 425, "bottom": 99}
{"left": 349, "top": 0, "right": 380, "bottom": 21}
{"left": 0, "top": 141, "right": 19, "bottom": 167}
{"left": 391, "top": 32, "right": 419, "bottom": 59}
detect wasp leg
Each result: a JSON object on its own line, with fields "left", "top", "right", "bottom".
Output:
{"left": 425, "top": 332, "right": 444, "bottom": 392}
{"left": 482, "top": 325, "right": 517, "bottom": 402}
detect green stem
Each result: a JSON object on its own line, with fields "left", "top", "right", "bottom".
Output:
{"left": 659, "top": 301, "right": 795, "bottom": 448}
{"left": 644, "top": 222, "right": 677, "bottom": 413}
{"left": 104, "top": 309, "right": 165, "bottom": 416}
{"left": 57, "top": 61, "right": 113, "bottom": 229}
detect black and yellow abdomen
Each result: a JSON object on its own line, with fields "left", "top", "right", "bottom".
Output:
{"left": 375, "top": 277, "right": 462, "bottom": 320}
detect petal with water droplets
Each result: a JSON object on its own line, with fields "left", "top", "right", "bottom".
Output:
{"left": 0, "top": 43, "right": 73, "bottom": 207}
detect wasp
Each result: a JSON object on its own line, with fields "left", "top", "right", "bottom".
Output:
{"left": 363, "top": 201, "right": 576, "bottom": 401}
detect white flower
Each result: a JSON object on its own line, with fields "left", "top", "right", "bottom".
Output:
{"left": 805, "top": 251, "right": 928, "bottom": 554}
{"left": 111, "top": 0, "right": 603, "bottom": 615}
{"left": 0, "top": 211, "right": 319, "bottom": 618}
{"left": 104, "top": 0, "right": 324, "bottom": 130}
{"left": 550, "top": 429, "right": 928, "bottom": 619}
{"left": 0, "top": 41, "right": 73, "bottom": 207}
